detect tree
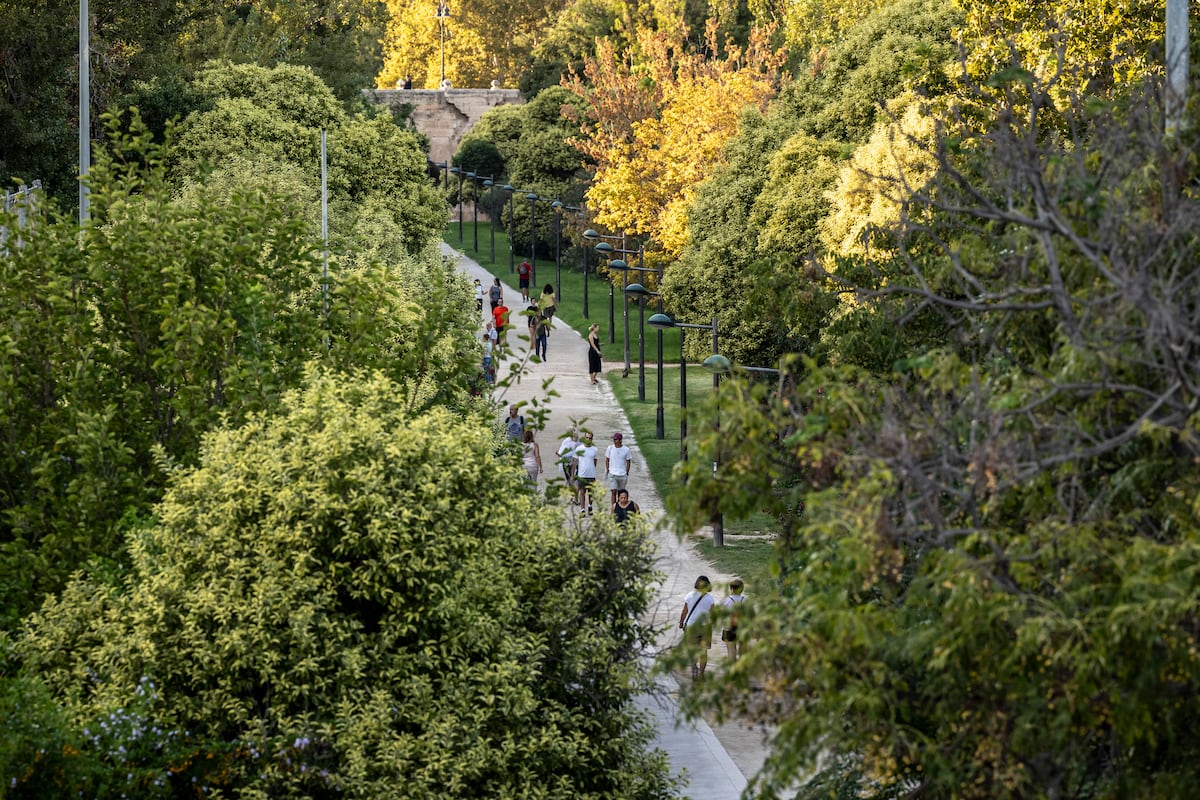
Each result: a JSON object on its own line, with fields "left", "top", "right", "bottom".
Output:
{"left": 564, "top": 22, "right": 783, "bottom": 259}
{"left": 667, "top": 45, "right": 1200, "bottom": 800}
{"left": 663, "top": 0, "right": 961, "bottom": 365}
{"left": 14, "top": 369, "right": 674, "bottom": 799}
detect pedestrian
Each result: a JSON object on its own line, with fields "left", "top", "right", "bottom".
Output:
{"left": 517, "top": 260, "right": 532, "bottom": 302}
{"left": 402, "top": 75, "right": 413, "bottom": 89}
{"left": 535, "top": 313, "right": 550, "bottom": 360}
{"left": 537, "top": 283, "right": 557, "bottom": 326}
{"left": 474, "top": 278, "right": 484, "bottom": 313}
{"left": 485, "top": 320, "right": 499, "bottom": 352}
{"left": 489, "top": 278, "right": 503, "bottom": 311}
{"left": 611, "top": 489, "right": 640, "bottom": 524}
{"left": 526, "top": 303, "right": 540, "bottom": 353}
{"left": 679, "top": 575, "right": 716, "bottom": 680}
{"left": 574, "top": 431, "right": 599, "bottom": 514}
{"left": 604, "top": 432, "right": 632, "bottom": 507}
{"left": 522, "top": 429, "right": 542, "bottom": 484}
{"left": 587, "top": 324, "right": 602, "bottom": 385}
{"left": 492, "top": 301, "right": 510, "bottom": 344}
{"left": 505, "top": 404, "right": 525, "bottom": 441}
{"left": 721, "top": 579, "right": 746, "bottom": 661}
{"left": 556, "top": 427, "right": 578, "bottom": 497}
{"left": 481, "top": 332, "right": 494, "bottom": 384}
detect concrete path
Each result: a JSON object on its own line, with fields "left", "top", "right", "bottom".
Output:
{"left": 445, "top": 242, "right": 771, "bottom": 799}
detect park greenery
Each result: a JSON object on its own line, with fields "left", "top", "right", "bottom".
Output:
{"left": 6, "top": 0, "right": 1200, "bottom": 797}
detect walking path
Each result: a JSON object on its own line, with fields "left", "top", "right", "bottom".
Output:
{"left": 446, "top": 243, "right": 771, "bottom": 799}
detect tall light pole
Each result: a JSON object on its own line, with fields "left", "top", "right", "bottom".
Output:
{"left": 625, "top": 283, "right": 665, "bottom": 438}
{"left": 435, "top": 2, "right": 451, "bottom": 86}
{"left": 450, "top": 166, "right": 464, "bottom": 241}
{"left": 551, "top": 200, "right": 564, "bottom": 302}
{"left": 501, "top": 185, "right": 515, "bottom": 273}
{"left": 649, "top": 313, "right": 722, "bottom": 546}
{"left": 526, "top": 193, "right": 538, "bottom": 289}
{"left": 79, "top": 0, "right": 90, "bottom": 223}
{"left": 483, "top": 178, "right": 496, "bottom": 264}
{"left": 467, "top": 172, "right": 479, "bottom": 253}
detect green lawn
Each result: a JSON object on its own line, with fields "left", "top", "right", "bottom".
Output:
{"left": 448, "top": 221, "right": 777, "bottom": 585}
{"left": 445, "top": 221, "right": 681, "bottom": 364}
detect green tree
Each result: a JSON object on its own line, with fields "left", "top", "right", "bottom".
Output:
{"left": 664, "top": 0, "right": 961, "bottom": 365}
{"left": 668, "top": 48, "right": 1200, "bottom": 800}
{"left": 14, "top": 369, "right": 674, "bottom": 799}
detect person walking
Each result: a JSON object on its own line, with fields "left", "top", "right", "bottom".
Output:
{"left": 604, "top": 432, "right": 632, "bottom": 507}
{"left": 537, "top": 283, "right": 557, "bottom": 328}
{"left": 474, "top": 278, "right": 484, "bottom": 313}
{"left": 492, "top": 301, "right": 510, "bottom": 344}
{"left": 611, "top": 489, "right": 640, "bottom": 525}
{"left": 488, "top": 278, "right": 503, "bottom": 311}
{"left": 481, "top": 332, "right": 494, "bottom": 384}
{"left": 556, "top": 428, "right": 578, "bottom": 498}
{"left": 574, "top": 431, "right": 599, "bottom": 515}
{"left": 679, "top": 575, "right": 716, "bottom": 680}
{"left": 517, "top": 260, "right": 532, "bottom": 302}
{"left": 505, "top": 405, "right": 525, "bottom": 441}
{"left": 721, "top": 579, "right": 747, "bottom": 662}
{"left": 587, "top": 324, "right": 602, "bottom": 385}
{"left": 526, "top": 303, "right": 540, "bottom": 353}
{"left": 522, "top": 429, "right": 542, "bottom": 484}
{"left": 535, "top": 313, "right": 550, "bottom": 360}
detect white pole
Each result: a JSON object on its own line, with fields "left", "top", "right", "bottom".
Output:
{"left": 321, "top": 129, "right": 329, "bottom": 349}
{"left": 79, "top": 0, "right": 90, "bottom": 223}
{"left": 1166, "top": 0, "right": 1189, "bottom": 137}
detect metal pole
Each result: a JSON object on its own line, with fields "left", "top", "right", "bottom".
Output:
{"left": 680, "top": 329, "right": 688, "bottom": 463}
{"left": 554, "top": 211, "right": 562, "bottom": 301}
{"left": 457, "top": 172, "right": 464, "bottom": 241}
{"left": 528, "top": 196, "right": 537, "bottom": 288}
{"left": 656, "top": 261, "right": 664, "bottom": 438}
{"left": 507, "top": 190, "right": 515, "bottom": 273}
{"left": 636, "top": 297, "right": 645, "bottom": 400}
{"left": 608, "top": 274, "right": 615, "bottom": 345}
{"left": 79, "top": 0, "right": 90, "bottom": 223}
{"left": 582, "top": 244, "right": 590, "bottom": 318}
{"left": 473, "top": 176, "right": 480, "bottom": 252}
{"left": 1167, "top": 0, "right": 1188, "bottom": 137}
{"left": 622, "top": 267, "right": 630, "bottom": 377}
{"left": 711, "top": 315, "right": 722, "bottom": 547}
{"left": 656, "top": 327, "right": 664, "bottom": 438}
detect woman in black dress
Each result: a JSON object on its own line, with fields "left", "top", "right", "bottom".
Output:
{"left": 587, "top": 324, "right": 602, "bottom": 384}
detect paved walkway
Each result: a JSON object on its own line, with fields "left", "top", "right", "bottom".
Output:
{"left": 446, "top": 243, "right": 771, "bottom": 799}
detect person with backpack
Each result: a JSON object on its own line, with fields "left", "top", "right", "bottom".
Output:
{"left": 489, "top": 278, "right": 503, "bottom": 311}
{"left": 505, "top": 405, "right": 525, "bottom": 441}
{"left": 517, "top": 261, "right": 532, "bottom": 302}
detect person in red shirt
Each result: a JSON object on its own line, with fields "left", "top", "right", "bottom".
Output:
{"left": 517, "top": 260, "right": 532, "bottom": 302}
{"left": 492, "top": 302, "right": 510, "bottom": 345}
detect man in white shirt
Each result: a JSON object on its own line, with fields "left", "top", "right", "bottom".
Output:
{"left": 604, "top": 432, "right": 632, "bottom": 507}
{"left": 574, "top": 431, "right": 599, "bottom": 514}
{"left": 556, "top": 428, "right": 579, "bottom": 497}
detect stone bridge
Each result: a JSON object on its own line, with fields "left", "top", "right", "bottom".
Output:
{"left": 367, "top": 88, "right": 524, "bottom": 166}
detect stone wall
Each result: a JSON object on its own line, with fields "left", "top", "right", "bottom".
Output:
{"left": 367, "top": 88, "right": 524, "bottom": 166}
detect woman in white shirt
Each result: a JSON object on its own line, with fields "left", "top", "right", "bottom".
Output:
{"left": 678, "top": 575, "right": 716, "bottom": 679}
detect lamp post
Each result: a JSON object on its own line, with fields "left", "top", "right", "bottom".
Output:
{"left": 592, "top": 236, "right": 642, "bottom": 374}
{"left": 435, "top": 1, "right": 451, "bottom": 86}
{"left": 467, "top": 172, "right": 479, "bottom": 253}
{"left": 526, "top": 193, "right": 538, "bottom": 288}
{"left": 649, "top": 313, "right": 722, "bottom": 546}
{"left": 551, "top": 200, "right": 564, "bottom": 302}
{"left": 501, "top": 185, "right": 515, "bottom": 273}
{"left": 483, "top": 179, "right": 495, "bottom": 264}
{"left": 450, "top": 166, "right": 464, "bottom": 242}
{"left": 616, "top": 261, "right": 660, "bottom": 402}
{"left": 625, "top": 284, "right": 665, "bottom": 439}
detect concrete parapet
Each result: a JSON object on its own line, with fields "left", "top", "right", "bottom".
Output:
{"left": 367, "top": 88, "right": 524, "bottom": 165}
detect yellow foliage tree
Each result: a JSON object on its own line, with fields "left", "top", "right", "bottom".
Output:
{"left": 565, "top": 21, "right": 784, "bottom": 259}
{"left": 820, "top": 92, "right": 939, "bottom": 256}
{"left": 379, "top": 0, "right": 567, "bottom": 89}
